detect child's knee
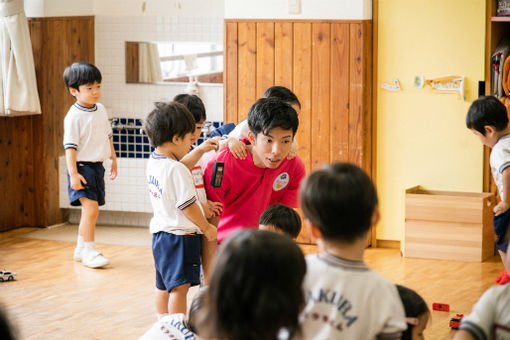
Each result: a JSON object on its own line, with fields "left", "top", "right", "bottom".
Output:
{"left": 171, "top": 283, "right": 191, "bottom": 294}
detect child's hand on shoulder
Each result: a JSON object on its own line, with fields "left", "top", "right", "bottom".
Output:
{"left": 228, "top": 137, "right": 247, "bottom": 159}
{"left": 494, "top": 201, "right": 510, "bottom": 216}
{"left": 203, "top": 200, "right": 223, "bottom": 219}
{"left": 198, "top": 136, "right": 221, "bottom": 153}
{"left": 70, "top": 173, "right": 86, "bottom": 191}
{"left": 286, "top": 140, "right": 299, "bottom": 160}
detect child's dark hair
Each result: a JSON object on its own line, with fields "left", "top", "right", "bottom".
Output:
{"left": 63, "top": 62, "right": 102, "bottom": 90}
{"left": 201, "top": 229, "right": 306, "bottom": 340}
{"left": 396, "top": 285, "right": 429, "bottom": 340}
{"left": 186, "top": 287, "right": 207, "bottom": 334}
{"left": 300, "top": 162, "right": 378, "bottom": 242}
{"left": 173, "top": 94, "right": 206, "bottom": 123}
{"left": 143, "top": 102, "right": 195, "bottom": 148}
{"left": 258, "top": 203, "right": 302, "bottom": 239}
{"left": 247, "top": 97, "right": 299, "bottom": 137}
{"left": 466, "top": 96, "right": 508, "bottom": 135}
{"left": 262, "top": 86, "right": 301, "bottom": 109}
{"left": 0, "top": 304, "right": 17, "bottom": 340}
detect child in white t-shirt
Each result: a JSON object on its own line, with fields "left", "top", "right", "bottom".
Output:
{"left": 297, "top": 162, "right": 406, "bottom": 339}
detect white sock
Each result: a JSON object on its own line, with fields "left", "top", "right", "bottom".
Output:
{"left": 77, "top": 235, "right": 84, "bottom": 248}
{"left": 84, "top": 241, "right": 96, "bottom": 252}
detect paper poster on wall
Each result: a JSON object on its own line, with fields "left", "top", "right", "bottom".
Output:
{"left": 382, "top": 79, "right": 401, "bottom": 91}
{"left": 414, "top": 75, "right": 465, "bottom": 100}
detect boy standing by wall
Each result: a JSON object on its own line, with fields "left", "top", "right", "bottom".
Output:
{"left": 204, "top": 97, "right": 305, "bottom": 243}
{"left": 466, "top": 96, "right": 510, "bottom": 284}
{"left": 297, "top": 162, "right": 406, "bottom": 339}
{"left": 144, "top": 102, "right": 216, "bottom": 318}
{"left": 63, "top": 62, "right": 117, "bottom": 269}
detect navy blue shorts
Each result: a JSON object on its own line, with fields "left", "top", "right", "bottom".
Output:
{"left": 67, "top": 162, "right": 105, "bottom": 206}
{"left": 152, "top": 232, "right": 202, "bottom": 291}
{"left": 493, "top": 209, "right": 510, "bottom": 252}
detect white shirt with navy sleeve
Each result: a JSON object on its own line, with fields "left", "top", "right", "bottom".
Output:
{"left": 147, "top": 152, "right": 203, "bottom": 235}
{"left": 63, "top": 102, "right": 112, "bottom": 162}
{"left": 138, "top": 313, "right": 197, "bottom": 340}
{"left": 490, "top": 134, "right": 510, "bottom": 200}
{"left": 459, "top": 284, "right": 510, "bottom": 340}
{"left": 295, "top": 252, "right": 407, "bottom": 340}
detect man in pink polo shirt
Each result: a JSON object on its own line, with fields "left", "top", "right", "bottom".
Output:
{"left": 204, "top": 97, "right": 305, "bottom": 243}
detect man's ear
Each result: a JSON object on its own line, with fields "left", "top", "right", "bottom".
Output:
{"left": 247, "top": 131, "right": 256, "bottom": 145}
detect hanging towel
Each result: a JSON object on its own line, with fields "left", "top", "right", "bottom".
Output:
{"left": 0, "top": 0, "right": 41, "bottom": 116}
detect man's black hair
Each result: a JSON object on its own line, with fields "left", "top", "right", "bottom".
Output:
{"left": 262, "top": 86, "right": 301, "bottom": 109}
{"left": 143, "top": 102, "right": 195, "bottom": 148}
{"left": 247, "top": 97, "right": 298, "bottom": 137}
{"left": 63, "top": 62, "right": 102, "bottom": 90}
{"left": 466, "top": 96, "right": 508, "bottom": 135}
{"left": 300, "top": 162, "right": 378, "bottom": 242}
{"left": 173, "top": 93, "right": 207, "bottom": 123}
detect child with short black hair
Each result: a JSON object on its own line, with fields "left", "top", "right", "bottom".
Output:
{"left": 454, "top": 223, "right": 510, "bottom": 340}
{"left": 466, "top": 96, "right": 510, "bottom": 284}
{"left": 297, "top": 162, "right": 406, "bottom": 339}
{"left": 396, "top": 285, "right": 429, "bottom": 340}
{"left": 258, "top": 203, "right": 302, "bottom": 239}
{"left": 63, "top": 62, "right": 118, "bottom": 268}
{"left": 199, "top": 229, "right": 307, "bottom": 340}
{"left": 144, "top": 102, "right": 217, "bottom": 319}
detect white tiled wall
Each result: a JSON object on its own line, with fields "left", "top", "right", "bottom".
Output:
{"left": 95, "top": 15, "right": 224, "bottom": 122}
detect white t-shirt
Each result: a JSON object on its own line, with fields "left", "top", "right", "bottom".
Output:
{"left": 459, "top": 284, "right": 510, "bottom": 340}
{"left": 138, "top": 313, "right": 197, "bottom": 340}
{"left": 295, "top": 252, "right": 406, "bottom": 340}
{"left": 147, "top": 152, "right": 203, "bottom": 235}
{"left": 63, "top": 102, "right": 112, "bottom": 162}
{"left": 490, "top": 134, "right": 510, "bottom": 200}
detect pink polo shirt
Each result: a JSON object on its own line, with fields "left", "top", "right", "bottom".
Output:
{"left": 204, "top": 148, "right": 305, "bottom": 243}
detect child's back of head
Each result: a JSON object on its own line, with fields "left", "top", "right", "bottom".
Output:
{"left": 262, "top": 86, "right": 301, "bottom": 110}
{"left": 199, "top": 229, "right": 306, "bottom": 340}
{"left": 258, "top": 203, "right": 302, "bottom": 239}
{"left": 396, "top": 285, "right": 429, "bottom": 340}
{"left": 143, "top": 102, "right": 195, "bottom": 148}
{"left": 466, "top": 96, "right": 508, "bottom": 135}
{"left": 247, "top": 97, "right": 299, "bottom": 137}
{"left": 63, "top": 62, "right": 102, "bottom": 90}
{"left": 300, "top": 162, "right": 378, "bottom": 243}
{"left": 173, "top": 94, "right": 206, "bottom": 123}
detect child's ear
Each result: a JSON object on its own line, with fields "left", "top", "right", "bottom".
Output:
{"left": 247, "top": 131, "right": 256, "bottom": 145}
{"left": 371, "top": 205, "right": 380, "bottom": 227}
{"left": 484, "top": 125, "right": 496, "bottom": 136}
{"left": 171, "top": 135, "right": 181, "bottom": 144}
{"left": 308, "top": 220, "right": 322, "bottom": 242}
{"left": 69, "top": 87, "right": 78, "bottom": 97}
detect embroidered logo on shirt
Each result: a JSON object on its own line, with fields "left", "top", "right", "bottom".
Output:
{"left": 273, "top": 172, "right": 289, "bottom": 191}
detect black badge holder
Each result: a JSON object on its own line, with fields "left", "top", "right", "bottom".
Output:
{"left": 211, "top": 162, "right": 224, "bottom": 187}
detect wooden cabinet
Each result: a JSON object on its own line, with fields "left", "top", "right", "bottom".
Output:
{"left": 224, "top": 19, "right": 373, "bottom": 243}
{"left": 0, "top": 16, "right": 94, "bottom": 231}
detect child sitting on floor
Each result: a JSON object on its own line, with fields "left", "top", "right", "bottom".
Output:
{"left": 258, "top": 203, "right": 302, "bottom": 239}
{"left": 396, "top": 285, "right": 430, "bottom": 340}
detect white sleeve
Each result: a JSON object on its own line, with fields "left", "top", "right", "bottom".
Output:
{"left": 100, "top": 104, "right": 113, "bottom": 139}
{"left": 63, "top": 114, "right": 80, "bottom": 150}
{"left": 459, "top": 287, "right": 497, "bottom": 340}
{"left": 228, "top": 120, "right": 250, "bottom": 140}
{"left": 171, "top": 163, "right": 198, "bottom": 210}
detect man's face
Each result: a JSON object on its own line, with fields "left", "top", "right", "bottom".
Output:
{"left": 249, "top": 127, "right": 294, "bottom": 169}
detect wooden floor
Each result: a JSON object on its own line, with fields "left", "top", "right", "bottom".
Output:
{"left": 0, "top": 227, "right": 504, "bottom": 340}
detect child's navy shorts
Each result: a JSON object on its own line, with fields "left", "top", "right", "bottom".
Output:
{"left": 67, "top": 162, "right": 105, "bottom": 206}
{"left": 152, "top": 232, "right": 202, "bottom": 291}
{"left": 493, "top": 209, "right": 510, "bottom": 252}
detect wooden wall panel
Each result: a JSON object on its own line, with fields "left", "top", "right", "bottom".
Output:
{"left": 274, "top": 23, "right": 293, "bottom": 89}
{"left": 330, "top": 23, "right": 350, "bottom": 163}
{"left": 293, "top": 23, "right": 312, "bottom": 174}
{"left": 256, "top": 22, "right": 275, "bottom": 98}
{"left": 224, "top": 22, "right": 238, "bottom": 124}
{"left": 311, "top": 23, "right": 331, "bottom": 169}
{"left": 237, "top": 22, "right": 257, "bottom": 121}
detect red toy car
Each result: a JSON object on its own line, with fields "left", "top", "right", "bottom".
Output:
{"left": 449, "top": 314, "right": 464, "bottom": 329}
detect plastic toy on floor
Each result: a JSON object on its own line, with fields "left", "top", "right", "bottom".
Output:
{"left": 0, "top": 269, "right": 16, "bottom": 282}
{"left": 449, "top": 314, "right": 464, "bottom": 329}
{"left": 495, "top": 269, "right": 510, "bottom": 285}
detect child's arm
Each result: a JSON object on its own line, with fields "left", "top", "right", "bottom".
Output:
{"left": 452, "top": 331, "right": 475, "bottom": 340}
{"left": 65, "top": 148, "right": 86, "bottom": 190}
{"left": 109, "top": 138, "right": 118, "bottom": 180}
{"left": 181, "top": 137, "right": 220, "bottom": 170}
{"left": 217, "top": 136, "right": 247, "bottom": 159}
{"left": 182, "top": 202, "right": 217, "bottom": 241}
{"left": 495, "top": 167, "right": 510, "bottom": 215}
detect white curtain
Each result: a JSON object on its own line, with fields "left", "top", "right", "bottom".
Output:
{"left": 0, "top": 0, "right": 41, "bottom": 116}
{"left": 138, "top": 42, "right": 163, "bottom": 83}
